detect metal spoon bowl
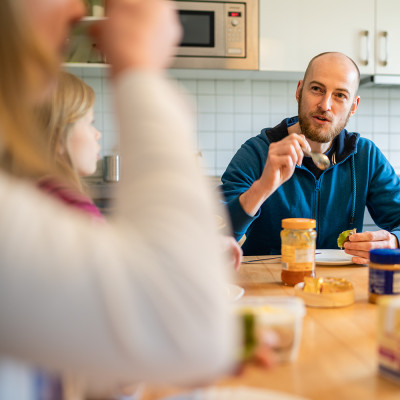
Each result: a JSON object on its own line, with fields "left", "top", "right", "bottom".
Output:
{"left": 303, "top": 149, "right": 330, "bottom": 170}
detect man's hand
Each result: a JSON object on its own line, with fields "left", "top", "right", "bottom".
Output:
{"left": 344, "top": 230, "right": 399, "bottom": 264}
{"left": 239, "top": 133, "right": 310, "bottom": 216}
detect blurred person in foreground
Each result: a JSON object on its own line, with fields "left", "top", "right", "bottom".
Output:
{"left": 0, "top": 0, "right": 238, "bottom": 399}
{"left": 220, "top": 52, "right": 400, "bottom": 264}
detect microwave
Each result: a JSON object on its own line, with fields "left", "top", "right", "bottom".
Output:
{"left": 171, "top": 0, "right": 259, "bottom": 70}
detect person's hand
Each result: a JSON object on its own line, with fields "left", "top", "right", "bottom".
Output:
{"left": 221, "top": 236, "right": 243, "bottom": 270}
{"left": 91, "top": 0, "right": 182, "bottom": 77}
{"left": 239, "top": 133, "right": 310, "bottom": 216}
{"left": 344, "top": 230, "right": 399, "bottom": 264}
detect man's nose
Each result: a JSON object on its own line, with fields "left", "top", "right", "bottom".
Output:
{"left": 318, "top": 94, "right": 332, "bottom": 111}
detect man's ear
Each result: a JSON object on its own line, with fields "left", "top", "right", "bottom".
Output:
{"left": 296, "top": 80, "right": 303, "bottom": 103}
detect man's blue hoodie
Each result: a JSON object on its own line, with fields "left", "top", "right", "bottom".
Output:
{"left": 220, "top": 117, "right": 400, "bottom": 255}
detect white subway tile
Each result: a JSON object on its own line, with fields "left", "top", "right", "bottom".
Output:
{"left": 252, "top": 96, "right": 269, "bottom": 113}
{"left": 270, "top": 96, "right": 289, "bottom": 114}
{"left": 252, "top": 114, "right": 269, "bottom": 132}
{"left": 357, "top": 115, "right": 373, "bottom": 133}
{"left": 200, "top": 150, "right": 216, "bottom": 169}
{"left": 374, "top": 133, "right": 389, "bottom": 151}
{"left": 198, "top": 131, "right": 216, "bottom": 150}
{"left": 216, "top": 80, "right": 234, "bottom": 95}
{"left": 390, "top": 134, "right": 400, "bottom": 151}
{"left": 346, "top": 118, "right": 356, "bottom": 132}
{"left": 389, "top": 88, "right": 400, "bottom": 99}
{"left": 216, "top": 132, "right": 235, "bottom": 149}
{"left": 234, "top": 80, "right": 251, "bottom": 95}
{"left": 216, "top": 95, "right": 234, "bottom": 113}
{"left": 103, "top": 112, "right": 117, "bottom": 131}
{"left": 198, "top": 113, "right": 216, "bottom": 131}
{"left": 373, "top": 98, "right": 389, "bottom": 115}
{"left": 389, "top": 99, "right": 400, "bottom": 115}
{"left": 216, "top": 114, "right": 235, "bottom": 132}
{"left": 234, "top": 96, "right": 252, "bottom": 113}
{"left": 373, "top": 116, "right": 389, "bottom": 133}
{"left": 216, "top": 150, "right": 236, "bottom": 170}
{"left": 197, "top": 95, "right": 216, "bottom": 112}
{"left": 102, "top": 130, "right": 120, "bottom": 155}
{"left": 357, "top": 98, "right": 373, "bottom": 115}
{"left": 197, "top": 80, "right": 215, "bottom": 94}
{"left": 234, "top": 114, "right": 252, "bottom": 131}
{"left": 252, "top": 80, "right": 270, "bottom": 96}
{"left": 270, "top": 81, "right": 288, "bottom": 96}
{"left": 389, "top": 117, "right": 400, "bottom": 134}
{"left": 388, "top": 151, "right": 400, "bottom": 169}
{"left": 374, "top": 87, "right": 390, "bottom": 98}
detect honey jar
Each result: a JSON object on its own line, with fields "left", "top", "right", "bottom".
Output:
{"left": 281, "top": 218, "right": 317, "bottom": 286}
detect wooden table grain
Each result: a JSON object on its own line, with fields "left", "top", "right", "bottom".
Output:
{"left": 142, "top": 256, "right": 400, "bottom": 400}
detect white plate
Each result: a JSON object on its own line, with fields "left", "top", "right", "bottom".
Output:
{"left": 225, "top": 283, "right": 244, "bottom": 302}
{"left": 315, "top": 249, "right": 354, "bottom": 265}
{"left": 161, "top": 386, "right": 309, "bottom": 400}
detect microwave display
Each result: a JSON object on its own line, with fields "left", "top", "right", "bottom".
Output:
{"left": 179, "top": 11, "right": 215, "bottom": 47}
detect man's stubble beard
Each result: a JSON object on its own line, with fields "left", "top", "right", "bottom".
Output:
{"left": 297, "top": 88, "right": 352, "bottom": 144}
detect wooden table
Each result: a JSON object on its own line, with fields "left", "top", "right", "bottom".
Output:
{"left": 142, "top": 256, "right": 400, "bottom": 400}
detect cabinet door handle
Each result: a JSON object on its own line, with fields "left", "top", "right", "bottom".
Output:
{"left": 360, "top": 30, "right": 370, "bottom": 66}
{"left": 380, "top": 31, "right": 389, "bottom": 67}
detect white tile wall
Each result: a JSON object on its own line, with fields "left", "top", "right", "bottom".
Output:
{"left": 66, "top": 66, "right": 400, "bottom": 176}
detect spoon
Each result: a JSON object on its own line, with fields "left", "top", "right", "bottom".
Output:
{"left": 302, "top": 148, "right": 331, "bottom": 170}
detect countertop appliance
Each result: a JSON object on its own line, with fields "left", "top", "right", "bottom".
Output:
{"left": 171, "top": 0, "right": 258, "bottom": 70}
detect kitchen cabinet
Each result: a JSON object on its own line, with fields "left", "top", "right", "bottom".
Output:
{"left": 259, "top": 0, "right": 375, "bottom": 75}
{"left": 375, "top": 0, "right": 400, "bottom": 75}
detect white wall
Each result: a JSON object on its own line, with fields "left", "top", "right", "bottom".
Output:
{"left": 66, "top": 66, "right": 400, "bottom": 177}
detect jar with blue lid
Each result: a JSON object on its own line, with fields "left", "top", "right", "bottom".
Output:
{"left": 369, "top": 249, "right": 400, "bottom": 304}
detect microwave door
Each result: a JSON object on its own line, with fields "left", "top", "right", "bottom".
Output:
{"left": 176, "top": 4, "right": 225, "bottom": 57}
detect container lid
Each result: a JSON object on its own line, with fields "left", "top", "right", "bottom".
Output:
{"left": 370, "top": 249, "right": 400, "bottom": 264}
{"left": 282, "top": 218, "right": 316, "bottom": 229}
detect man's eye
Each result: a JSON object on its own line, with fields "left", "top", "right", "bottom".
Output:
{"left": 311, "top": 86, "right": 322, "bottom": 92}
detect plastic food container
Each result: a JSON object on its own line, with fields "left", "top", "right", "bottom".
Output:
{"left": 235, "top": 296, "right": 306, "bottom": 363}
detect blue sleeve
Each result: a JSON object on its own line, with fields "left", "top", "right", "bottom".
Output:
{"left": 220, "top": 135, "right": 267, "bottom": 241}
{"left": 365, "top": 142, "right": 400, "bottom": 247}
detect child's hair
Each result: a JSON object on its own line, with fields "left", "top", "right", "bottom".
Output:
{"left": 35, "top": 71, "right": 96, "bottom": 190}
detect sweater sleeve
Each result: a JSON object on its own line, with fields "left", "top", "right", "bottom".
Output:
{"left": 0, "top": 72, "right": 237, "bottom": 392}
{"left": 220, "top": 137, "right": 265, "bottom": 241}
{"left": 365, "top": 141, "right": 400, "bottom": 246}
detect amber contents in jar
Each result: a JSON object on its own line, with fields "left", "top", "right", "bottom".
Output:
{"left": 281, "top": 218, "right": 317, "bottom": 286}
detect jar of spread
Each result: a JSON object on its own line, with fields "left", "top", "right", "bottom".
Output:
{"left": 369, "top": 249, "right": 400, "bottom": 304}
{"left": 281, "top": 218, "right": 317, "bottom": 286}
{"left": 377, "top": 296, "right": 400, "bottom": 384}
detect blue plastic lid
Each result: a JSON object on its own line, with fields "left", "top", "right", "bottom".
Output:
{"left": 370, "top": 249, "right": 400, "bottom": 264}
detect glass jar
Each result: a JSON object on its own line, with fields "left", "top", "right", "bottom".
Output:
{"left": 281, "top": 218, "right": 317, "bottom": 286}
{"left": 369, "top": 249, "right": 400, "bottom": 304}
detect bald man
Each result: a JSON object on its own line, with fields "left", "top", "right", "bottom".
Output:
{"left": 221, "top": 52, "right": 400, "bottom": 264}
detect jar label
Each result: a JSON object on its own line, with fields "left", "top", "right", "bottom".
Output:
{"left": 281, "top": 245, "right": 314, "bottom": 271}
{"left": 369, "top": 268, "right": 400, "bottom": 295}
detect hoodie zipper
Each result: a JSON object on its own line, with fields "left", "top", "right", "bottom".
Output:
{"left": 314, "top": 178, "right": 321, "bottom": 233}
